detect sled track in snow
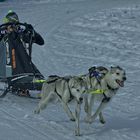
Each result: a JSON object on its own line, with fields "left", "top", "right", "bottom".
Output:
{"left": 0, "top": 105, "right": 74, "bottom": 140}
{"left": 0, "top": 107, "right": 54, "bottom": 140}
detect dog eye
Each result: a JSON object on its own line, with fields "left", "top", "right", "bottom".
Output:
{"left": 116, "top": 73, "right": 120, "bottom": 75}
{"left": 77, "top": 89, "right": 80, "bottom": 92}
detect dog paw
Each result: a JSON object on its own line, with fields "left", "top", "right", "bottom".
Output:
{"left": 70, "top": 118, "right": 75, "bottom": 121}
{"left": 84, "top": 116, "right": 89, "bottom": 123}
{"left": 75, "top": 129, "right": 81, "bottom": 136}
{"left": 34, "top": 109, "right": 40, "bottom": 114}
{"left": 100, "top": 119, "right": 106, "bottom": 124}
{"left": 84, "top": 116, "right": 92, "bottom": 123}
{"left": 88, "top": 119, "right": 94, "bottom": 124}
{"left": 87, "top": 116, "right": 95, "bottom": 124}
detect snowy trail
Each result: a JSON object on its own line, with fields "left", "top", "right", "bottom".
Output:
{"left": 0, "top": 0, "right": 140, "bottom": 140}
{"left": 0, "top": 108, "right": 49, "bottom": 140}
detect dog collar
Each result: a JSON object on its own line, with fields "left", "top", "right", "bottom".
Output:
{"left": 107, "top": 84, "right": 118, "bottom": 91}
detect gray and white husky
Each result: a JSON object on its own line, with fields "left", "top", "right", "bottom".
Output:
{"left": 34, "top": 75, "right": 87, "bottom": 136}
{"left": 34, "top": 66, "right": 126, "bottom": 136}
{"left": 82, "top": 66, "right": 126, "bottom": 124}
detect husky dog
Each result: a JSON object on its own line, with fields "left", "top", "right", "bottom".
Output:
{"left": 34, "top": 75, "right": 87, "bottom": 136}
{"left": 34, "top": 66, "right": 126, "bottom": 136}
{"left": 83, "top": 66, "right": 126, "bottom": 124}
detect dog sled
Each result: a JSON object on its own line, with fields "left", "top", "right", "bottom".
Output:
{"left": 0, "top": 22, "right": 45, "bottom": 98}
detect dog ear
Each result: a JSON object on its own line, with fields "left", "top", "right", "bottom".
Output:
{"left": 116, "top": 66, "right": 123, "bottom": 70}
{"left": 88, "top": 66, "right": 97, "bottom": 77}
{"left": 88, "top": 66, "right": 96, "bottom": 73}
{"left": 110, "top": 66, "right": 115, "bottom": 73}
{"left": 97, "top": 66, "right": 108, "bottom": 71}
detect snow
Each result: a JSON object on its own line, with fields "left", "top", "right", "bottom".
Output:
{"left": 0, "top": 0, "right": 140, "bottom": 139}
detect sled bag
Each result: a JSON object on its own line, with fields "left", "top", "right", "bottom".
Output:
{"left": 7, "top": 32, "right": 42, "bottom": 76}
{"left": 0, "top": 40, "right": 6, "bottom": 78}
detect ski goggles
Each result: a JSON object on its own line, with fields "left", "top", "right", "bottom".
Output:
{"left": 3, "top": 17, "right": 19, "bottom": 24}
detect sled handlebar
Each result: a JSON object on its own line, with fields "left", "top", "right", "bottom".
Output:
{"left": 0, "top": 22, "right": 34, "bottom": 32}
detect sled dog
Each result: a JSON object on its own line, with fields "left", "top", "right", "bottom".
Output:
{"left": 82, "top": 66, "right": 126, "bottom": 124}
{"left": 34, "top": 66, "right": 126, "bottom": 136}
{"left": 34, "top": 75, "right": 87, "bottom": 136}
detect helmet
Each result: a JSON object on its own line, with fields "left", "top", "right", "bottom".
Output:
{"left": 3, "top": 10, "right": 19, "bottom": 23}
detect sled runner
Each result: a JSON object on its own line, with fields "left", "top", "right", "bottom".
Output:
{"left": 0, "top": 22, "right": 45, "bottom": 98}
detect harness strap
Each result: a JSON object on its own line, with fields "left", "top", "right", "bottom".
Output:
{"left": 102, "top": 92, "right": 111, "bottom": 102}
{"left": 62, "top": 77, "right": 74, "bottom": 102}
{"left": 50, "top": 77, "right": 74, "bottom": 102}
{"left": 88, "top": 89, "right": 105, "bottom": 94}
{"left": 88, "top": 71, "right": 111, "bottom": 102}
{"left": 46, "top": 79, "right": 58, "bottom": 84}
{"left": 88, "top": 87, "right": 111, "bottom": 102}
{"left": 54, "top": 82, "right": 62, "bottom": 99}
{"left": 33, "top": 79, "right": 46, "bottom": 83}
{"left": 107, "top": 84, "right": 118, "bottom": 91}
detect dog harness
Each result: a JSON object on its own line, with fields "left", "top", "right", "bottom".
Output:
{"left": 87, "top": 88, "right": 110, "bottom": 102}
{"left": 88, "top": 70, "right": 111, "bottom": 102}
{"left": 48, "top": 76, "right": 74, "bottom": 102}
{"left": 88, "top": 89, "right": 105, "bottom": 94}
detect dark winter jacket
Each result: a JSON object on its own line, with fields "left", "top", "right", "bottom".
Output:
{"left": 0, "top": 33, "right": 4, "bottom": 41}
{"left": 0, "top": 26, "right": 44, "bottom": 59}
{"left": 0, "top": 27, "right": 44, "bottom": 45}
{"left": 21, "top": 29, "right": 44, "bottom": 45}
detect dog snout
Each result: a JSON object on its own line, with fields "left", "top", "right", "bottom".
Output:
{"left": 123, "top": 76, "right": 126, "bottom": 81}
{"left": 79, "top": 97, "right": 83, "bottom": 103}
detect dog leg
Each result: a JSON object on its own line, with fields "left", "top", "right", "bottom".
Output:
{"left": 84, "top": 95, "right": 94, "bottom": 123}
{"left": 88, "top": 95, "right": 94, "bottom": 116}
{"left": 99, "top": 112, "right": 106, "bottom": 124}
{"left": 84, "top": 95, "right": 88, "bottom": 113}
{"left": 88, "top": 102, "right": 107, "bottom": 124}
{"left": 34, "top": 93, "right": 53, "bottom": 114}
{"left": 55, "top": 91, "right": 75, "bottom": 121}
{"left": 75, "top": 99, "right": 82, "bottom": 136}
{"left": 61, "top": 102, "right": 75, "bottom": 121}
